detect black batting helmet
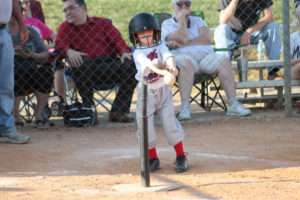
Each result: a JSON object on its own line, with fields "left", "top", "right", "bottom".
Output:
{"left": 128, "top": 12, "right": 161, "bottom": 48}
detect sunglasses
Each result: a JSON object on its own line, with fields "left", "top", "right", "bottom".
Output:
{"left": 176, "top": 1, "right": 192, "bottom": 8}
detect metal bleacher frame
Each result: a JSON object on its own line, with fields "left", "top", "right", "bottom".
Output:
{"left": 210, "top": 24, "right": 300, "bottom": 109}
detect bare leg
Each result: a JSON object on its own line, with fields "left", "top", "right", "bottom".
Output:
{"left": 54, "top": 69, "right": 65, "bottom": 102}
{"left": 215, "top": 58, "right": 237, "bottom": 104}
{"left": 216, "top": 59, "right": 251, "bottom": 116}
{"left": 178, "top": 59, "right": 195, "bottom": 103}
{"left": 291, "top": 63, "right": 300, "bottom": 80}
{"left": 177, "top": 59, "right": 195, "bottom": 120}
{"left": 35, "top": 91, "right": 49, "bottom": 121}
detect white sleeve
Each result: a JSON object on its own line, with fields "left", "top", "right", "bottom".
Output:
{"left": 161, "top": 19, "right": 176, "bottom": 42}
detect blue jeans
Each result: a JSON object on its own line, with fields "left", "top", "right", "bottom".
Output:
{"left": 214, "top": 23, "right": 282, "bottom": 73}
{"left": 0, "top": 25, "right": 17, "bottom": 133}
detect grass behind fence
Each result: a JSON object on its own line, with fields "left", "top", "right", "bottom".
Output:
{"left": 42, "top": 0, "right": 294, "bottom": 46}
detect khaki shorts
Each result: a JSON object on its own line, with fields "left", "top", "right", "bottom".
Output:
{"left": 172, "top": 51, "right": 227, "bottom": 74}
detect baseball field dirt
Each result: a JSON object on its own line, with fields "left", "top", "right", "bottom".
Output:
{"left": 1, "top": 111, "right": 300, "bottom": 200}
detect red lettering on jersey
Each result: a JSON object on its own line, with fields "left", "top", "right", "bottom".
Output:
{"left": 147, "top": 49, "right": 158, "bottom": 61}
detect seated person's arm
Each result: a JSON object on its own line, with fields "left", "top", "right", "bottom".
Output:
{"left": 244, "top": 7, "right": 274, "bottom": 35}
{"left": 241, "top": 7, "right": 274, "bottom": 45}
{"left": 15, "top": 47, "right": 49, "bottom": 64}
{"left": 165, "top": 24, "right": 211, "bottom": 49}
{"left": 121, "top": 52, "right": 133, "bottom": 63}
{"left": 219, "top": 0, "right": 239, "bottom": 24}
{"left": 185, "top": 26, "right": 211, "bottom": 46}
{"left": 164, "top": 9, "right": 189, "bottom": 45}
{"left": 15, "top": 27, "right": 50, "bottom": 64}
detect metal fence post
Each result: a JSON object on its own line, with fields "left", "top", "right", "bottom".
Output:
{"left": 283, "top": 0, "right": 292, "bottom": 117}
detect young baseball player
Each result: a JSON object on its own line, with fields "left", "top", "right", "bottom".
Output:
{"left": 129, "top": 12, "right": 188, "bottom": 173}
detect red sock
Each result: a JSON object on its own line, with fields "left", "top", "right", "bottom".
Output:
{"left": 174, "top": 141, "right": 185, "bottom": 157}
{"left": 148, "top": 147, "right": 158, "bottom": 159}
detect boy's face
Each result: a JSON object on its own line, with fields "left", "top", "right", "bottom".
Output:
{"left": 63, "top": 0, "right": 86, "bottom": 25}
{"left": 137, "top": 30, "right": 154, "bottom": 46}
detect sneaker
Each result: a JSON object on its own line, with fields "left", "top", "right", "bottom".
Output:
{"left": 0, "top": 131, "right": 30, "bottom": 144}
{"left": 109, "top": 111, "right": 134, "bottom": 123}
{"left": 174, "top": 155, "right": 188, "bottom": 173}
{"left": 226, "top": 102, "right": 251, "bottom": 117}
{"left": 177, "top": 106, "right": 191, "bottom": 121}
{"left": 149, "top": 158, "right": 160, "bottom": 172}
{"left": 32, "top": 120, "right": 50, "bottom": 129}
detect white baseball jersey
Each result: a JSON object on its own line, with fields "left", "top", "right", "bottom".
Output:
{"left": 133, "top": 42, "right": 185, "bottom": 149}
{"left": 133, "top": 42, "right": 173, "bottom": 90}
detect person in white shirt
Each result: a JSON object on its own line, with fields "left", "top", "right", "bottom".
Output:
{"left": 161, "top": 0, "right": 251, "bottom": 120}
{"left": 129, "top": 12, "right": 188, "bottom": 173}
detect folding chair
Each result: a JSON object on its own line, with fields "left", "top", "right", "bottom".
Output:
{"left": 93, "top": 84, "right": 118, "bottom": 112}
{"left": 19, "top": 89, "right": 36, "bottom": 123}
{"left": 30, "top": 0, "right": 45, "bottom": 23}
{"left": 91, "top": 18, "right": 119, "bottom": 112}
{"left": 17, "top": 74, "right": 52, "bottom": 123}
{"left": 153, "top": 11, "right": 227, "bottom": 111}
{"left": 53, "top": 57, "right": 118, "bottom": 112}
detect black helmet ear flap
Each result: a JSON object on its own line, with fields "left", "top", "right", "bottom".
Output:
{"left": 153, "top": 30, "right": 160, "bottom": 43}
{"left": 133, "top": 34, "right": 139, "bottom": 47}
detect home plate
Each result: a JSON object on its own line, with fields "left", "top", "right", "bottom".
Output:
{"left": 113, "top": 182, "right": 184, "bottom": 193}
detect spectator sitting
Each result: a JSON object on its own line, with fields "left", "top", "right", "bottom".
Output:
{"left": 20, "top": 0, "right": 65, "bottom": 105}
{"left": 161, "top": 0, "right": 251, "bottom": 120}
{"left": 20, "top": 0, "right": 56, "bottom": 49}
{"left": 55, "top": 0, "right": 137, "bottom": 123}
{"left": 214, "top": 0, "right": 282, "bottom": 80}
{"left": 10, "top": 13, "right": 53, "bottom": 129}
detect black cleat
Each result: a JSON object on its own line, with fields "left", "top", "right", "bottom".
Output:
{"left": 149, "top": 158, "right": 160, "bottom": 172}
{"left": 175, "top": 156, "right": 188, "bottom": 173}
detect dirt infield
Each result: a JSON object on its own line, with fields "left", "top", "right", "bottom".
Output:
{"left": 1, "top": 112, "right": 300, "bottom": 200}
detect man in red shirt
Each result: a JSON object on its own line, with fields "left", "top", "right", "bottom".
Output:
{"left": 56, "top": 0, "right": 137, "bottom": 123}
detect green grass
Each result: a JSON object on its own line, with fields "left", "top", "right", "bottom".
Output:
{"left": 42, "top": 0, "right": 294, "bottom": 45}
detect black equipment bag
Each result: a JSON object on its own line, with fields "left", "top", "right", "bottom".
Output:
{"left": 62, "top": 102, "right": 96, "bottom": 127}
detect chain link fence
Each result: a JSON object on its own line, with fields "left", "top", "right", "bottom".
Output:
{"left": 14, "top": 0, "right": 299, "bottom": 128}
